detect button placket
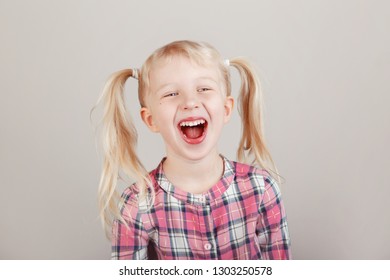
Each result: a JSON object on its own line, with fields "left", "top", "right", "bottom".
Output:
{"left": 204, "top": 243, "right": 212, "bottom": 250}
{"left": 198, "top": 195, "right": 206, "bottom": 204}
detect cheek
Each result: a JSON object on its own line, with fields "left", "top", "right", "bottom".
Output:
{"left": 152, "top": 104, "right": 175, "bottom": 127}
{"left": 208, "top": 96, "right": 228, "bottom": 116}
{"left": 206, "top": 105, "right": 226, "bottom": 127}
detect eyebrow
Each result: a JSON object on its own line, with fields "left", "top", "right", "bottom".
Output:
{"left": 155, "top": 76, "right": 219, "bottom": 94}
{"left": 155, "top": 83, "right": 177, "bottom": 94}
{"left": 196, "top": 76, "right": 219, "bottom": 84}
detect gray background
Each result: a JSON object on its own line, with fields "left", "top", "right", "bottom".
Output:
{"left": 1, "top": 0, "right": 389, "bottom": 259}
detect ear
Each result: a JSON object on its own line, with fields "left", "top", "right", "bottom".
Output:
{"left": 223, "top": 96, "right": 234, "bottom": 123}
{"left": 140, "top": 107, "right": 159, "bottom": 132}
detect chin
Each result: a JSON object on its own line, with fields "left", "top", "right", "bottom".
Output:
{"left": 180, "top": 145, "right": 219, "bottom": 162}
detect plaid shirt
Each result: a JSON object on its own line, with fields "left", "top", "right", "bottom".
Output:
{"left": 112, "top": 157, "right": 291, "bottom": 260}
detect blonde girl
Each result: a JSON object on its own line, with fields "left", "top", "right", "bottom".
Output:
{"left": 97, "top": 40, "right": 291, "bottom": 259}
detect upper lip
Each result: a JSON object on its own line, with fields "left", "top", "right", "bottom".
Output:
{"left": 178, "top": 117, "right": 207, "bottom": 127}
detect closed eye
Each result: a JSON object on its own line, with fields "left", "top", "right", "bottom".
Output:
{"left": 197, "top": 88, "right": 211, "bottom": 92}
{"left": 163, "top": 92, "right": 179, "bottom": 97}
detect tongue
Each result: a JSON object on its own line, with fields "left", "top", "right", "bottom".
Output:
{"left": 182, "top": 126, "right": 203, "bottom": 139}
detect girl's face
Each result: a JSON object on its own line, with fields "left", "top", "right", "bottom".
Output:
{"left": 141, "top": 55, "right": 234, "bottom": 162}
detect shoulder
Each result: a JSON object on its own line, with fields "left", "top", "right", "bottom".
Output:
{"left": 229, "top": 160, "right": 281, "bottom": 195}
{"left": 117, "top": 185, "right": 140, "bottom": 220}
{"left": 119, "top": 165, "right": 161, "bottom": 214}
{"left": 230, "top": 160, "right": 274, "bottom": 184}
{"left": 228, "top": 160, "right": 285, "bottom": 216}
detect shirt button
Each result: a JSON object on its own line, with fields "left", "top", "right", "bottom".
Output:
{"left": 204, "top": 243, "right": 212, "bottom": 250}
{"left": 198, "top": 196, "right": 206, "bottom": 203}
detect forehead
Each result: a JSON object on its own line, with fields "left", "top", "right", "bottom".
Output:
{"left": 149, "top": 55, "right": 221, "bottom": 87}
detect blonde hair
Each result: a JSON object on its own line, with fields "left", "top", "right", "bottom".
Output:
{"left": 95, "top": 40, "right": 278, "bottom": 237}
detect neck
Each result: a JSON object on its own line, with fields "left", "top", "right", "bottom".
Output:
{"left": 162, "top": 152, "right": 224, "bottom": 194}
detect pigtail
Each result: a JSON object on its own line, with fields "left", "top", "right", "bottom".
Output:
{"left": 230, "top": 58, "right": 279, "bottom": 180}
{"left": 97, "top": 69, "right": 151, "bottom": 237}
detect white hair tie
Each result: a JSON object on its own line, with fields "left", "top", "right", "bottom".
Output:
{"left": 132, "top": 68, "right": 139, "bottom": 80}
{"left": 224, "top": 59, "right": 230, "bottom": 67}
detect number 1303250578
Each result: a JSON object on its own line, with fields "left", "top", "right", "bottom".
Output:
{"left": 212, "top": 266, "right": 272, "bottom": 276}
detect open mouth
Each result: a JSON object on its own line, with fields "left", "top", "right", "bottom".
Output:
{"left": 178, "top": 118, "right": 208, "bottom": 144}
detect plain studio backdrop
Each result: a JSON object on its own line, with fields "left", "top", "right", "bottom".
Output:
{"left": 0, "top": 0, "right": 389, "bottom": 259}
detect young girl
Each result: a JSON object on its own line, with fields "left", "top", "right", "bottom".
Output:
{"left": 97, "top": 40, "right": 291, "bottom": 260}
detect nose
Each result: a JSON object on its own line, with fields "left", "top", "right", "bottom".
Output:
{"left": 181, "top": 92, "right": 200, "bottom": 110}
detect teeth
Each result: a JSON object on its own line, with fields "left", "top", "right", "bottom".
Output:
{"left": 180, "top": 119, "right": 206, "bottom": 127}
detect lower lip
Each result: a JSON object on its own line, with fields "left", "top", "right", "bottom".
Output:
{"left": 178, "top": 125, "right": 207, "bottom": 145}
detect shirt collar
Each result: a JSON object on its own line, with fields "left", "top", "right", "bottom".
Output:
{"left": 153, "top": 156, "right": 235, "bottom": 206}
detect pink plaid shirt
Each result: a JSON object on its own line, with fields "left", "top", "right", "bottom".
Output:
{"left": 112, "top": 157, "right": 291, "bottom": 260}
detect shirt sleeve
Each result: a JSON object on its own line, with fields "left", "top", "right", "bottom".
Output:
{"left": 111, "top": 189, "right": 149, "bottom": 260}
{"left": 257, "top": 175, "right": 291, "bottom": 259}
